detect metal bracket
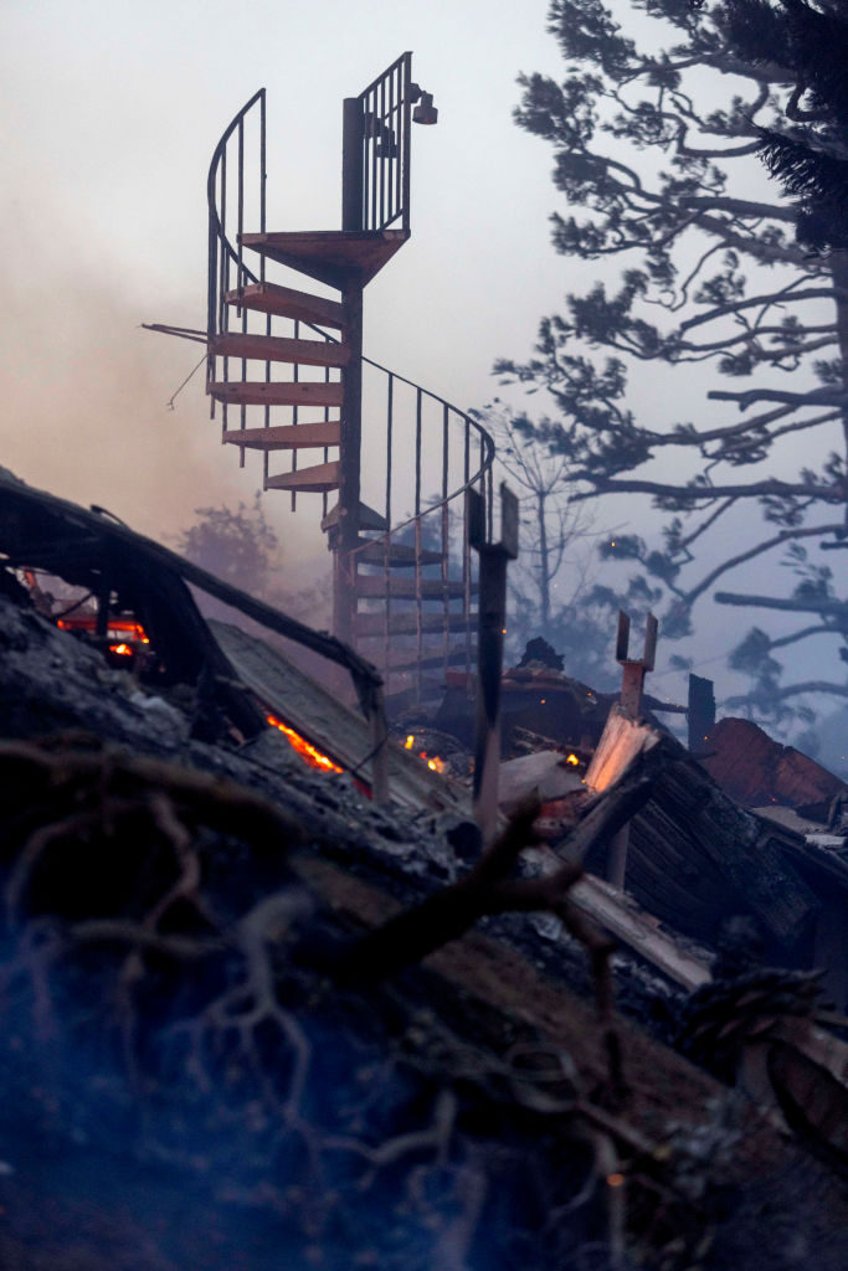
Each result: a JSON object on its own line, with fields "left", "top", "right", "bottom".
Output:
{"left": 616, "top": 609, "right": 658, "bottom": 719}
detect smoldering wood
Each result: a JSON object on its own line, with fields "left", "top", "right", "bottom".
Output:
{"left": 343, "top": 747, "right": 660, "bottom": 984}
{"left": 589, "top": 744, "right": 820, "bottom": 952}
{"left": 4, "top": 548, "right": 848, "bottom": 1266}
{"left": 0, "top": 469, "right": 389, "bottom": 754}
{"left": 0, "top": 470, "right": 382, "bottom": 695}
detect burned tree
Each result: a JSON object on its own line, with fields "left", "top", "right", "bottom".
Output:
{"left": 486, "top": 410, "right": 596, "bottom": 633}
{"left": 480, "top": 408, "right": 663, "bottom": 688}
{"left": 496, "top": 0, "right": 848, "bottom": 726}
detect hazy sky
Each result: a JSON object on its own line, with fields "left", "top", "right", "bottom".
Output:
{"left": 0, "top": 0, "right": 581, "bottom": 539}
{"left": 1, "top": 0, "right": 840, "bottom": 724}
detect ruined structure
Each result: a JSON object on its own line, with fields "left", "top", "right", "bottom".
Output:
{"left": 149, "top": 57, "right": 495, "bottom": 709}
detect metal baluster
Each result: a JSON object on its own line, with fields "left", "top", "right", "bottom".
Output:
{"left": 463, "top": 419, "right": 472, "bottom": 684}
{"left": 238, "top": 120, "right": 247, "bottom": 446}
{"left": 259, "top": 89, "right": 267, "bottom": 251}
{"left": 207, "top": 160, "right": 218, "bottom": 423}
{"left": 441, "top": 404, "right": 450, "bottom": 680}
{"left": 379, "top": 74, "right": 386, "bottom": 229}
{"left": 323, "top": 351, "right": 331, "bottom": 523}
{"left": 368, "top": 87, "right": 373, "bottom": 231}
{"left": 414, "top": 388, "right": 423, "bottom": 701}
{"left": 387, "top": 67, "right": 396, "bottom": 225}
{"left": 384, "top": 373, "right": 394, "bottom": 685}
{"left": 401, "top": 53, "right": 412, "bottom": 233}
{"left": 219, "top": 150, "right": 229, "bottom": 449}
{"left": 260, "top": 98, "right": 271, "bottom": 485}
{"left": 362, "top": 87, "right": 370, "bottom": 232}
{"left": 323, "top": 352, "right": 332, "bottom": 521}
{"left": 291, "top": 318, "right": 300, "bottom": 512}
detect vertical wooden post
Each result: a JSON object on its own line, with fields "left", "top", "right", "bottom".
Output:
{"left": 608, "top": 610, "right": 658, "bottom": 889}
{"left": 369, "top": 682, "right": 389, "bottom": 804}
{"left": 470, "top": 484, "right": 519, "bottom": 842}
{"left": 95, "top": 575, "right": 110, "bottom": 639}
{"left": 687, "top": 673, "right": 716, "bottom": 755}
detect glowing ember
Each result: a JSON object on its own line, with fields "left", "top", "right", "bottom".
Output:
{"left": 402, "top": 734, "right": 447, "bottom": 775}
{"left": 565, "top": 753, "right": 581, "bottom": 767}
{"left": 109, "top": 642, "right": 134, "bottom": 657}
{"left": 266, "top": 714, "right": 343, "bottom": 774}
{"left": 58, "top": 616, "right": 150, "bottom": 645}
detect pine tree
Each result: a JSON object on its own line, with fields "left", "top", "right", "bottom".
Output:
{"left": 496, "top": 0, "right": 848, "bottom": 727}
{"left": 721, "top": 0, "right": 848, "bottom": 252}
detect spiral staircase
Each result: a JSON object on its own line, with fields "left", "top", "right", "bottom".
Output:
{"left": 204, "top": 56, "right": 494, "bottom": 707}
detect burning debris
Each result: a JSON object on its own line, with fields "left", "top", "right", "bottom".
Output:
{"left": 265, "top": 711, "right": 344, "bottom": 774}
{"left": 5, "top": 473, "right": 848, "bottom": 1266}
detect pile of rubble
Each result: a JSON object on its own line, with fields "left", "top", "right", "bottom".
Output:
{"left": 3, "top": 471, "right": 848, "bottom": 1269}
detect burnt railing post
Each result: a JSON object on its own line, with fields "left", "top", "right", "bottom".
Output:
{"left": 607, "top": 609, "right": 658, "bottom": 888}
{"left": 470, "top": 483, "right": 519, "bottom": 842}
{"left": 687, "top": 673, "right": 716, "bottom": 756}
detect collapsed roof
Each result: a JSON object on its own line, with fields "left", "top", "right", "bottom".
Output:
{"left": 3, "top": 471, "right": 848, "bottom": 1267}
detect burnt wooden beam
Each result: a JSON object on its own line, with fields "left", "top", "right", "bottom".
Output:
{"left": 469, "top": 483, "right": 518, "bottom": 841}
{"left": 0, "top": 471, "right": 383, "bottom": 706}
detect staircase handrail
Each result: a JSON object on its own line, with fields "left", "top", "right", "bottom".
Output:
{"left": 207, "top": 88, "right": 266, "bottom": 355}
{"left": 207, "top": 91, "right": 495, "bottom": 545}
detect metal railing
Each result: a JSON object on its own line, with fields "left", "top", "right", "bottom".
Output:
{"left": 205, "top": 85, "right": 265, "bottom": 358}
{"left": 206, "top": 79, "right": 496, "bottom": 703}
{"left": 351, "top": 367, "right": 494, "bottom": 695}
{"left": 343, "top": 52, "right": 413, "bottom": 233}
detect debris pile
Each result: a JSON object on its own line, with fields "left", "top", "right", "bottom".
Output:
{"left": 3, "top": 472, "right": 848, "bottom": 1268}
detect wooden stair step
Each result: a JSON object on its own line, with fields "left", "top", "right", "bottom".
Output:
{"left": 225, "top": 282, "right": 344, "bottom": 329}
{"left": 321, "top": 502, "right": 388, "bottom": 533}
{"left": 355, "top": 576, "right": 474, "bottom": 600}
{"left": 212, "top": 332, "right": 349, "bottom": 368}
{"left": 240, "top": 229, "right": 409, "bottom": 290}
{"left": 265, "top": 461, "right": 340, "bottom": 493}
{"left": 354, "top": 610, "right": 475, "bottom": 637}
{"left": 354, "top": 541, "right": 445, "bottom": 568}
{"left": 223, "top": 421, "right": 341, "bottom": 451}
{"left": 210, "top": 380, "right": 343, "bottom": 408}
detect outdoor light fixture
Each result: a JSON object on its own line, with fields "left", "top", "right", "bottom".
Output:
{"left": 413, "top": 91, "right": 438, "bottom": 125}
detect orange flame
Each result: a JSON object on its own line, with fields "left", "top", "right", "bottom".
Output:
{"left": 266, "top": 714, "right": 343, "bottom": 774}
{"left": 109, "top": 642, "right": 134, "bottom": 657}
{"left": 565, "top": 753, "right": 580, "bottom": 767}
{"left": 402, "top": 734, "right": 446, "bottom": 774}
{"left": 58, "top": 616, "right": 150, "bottom": 645}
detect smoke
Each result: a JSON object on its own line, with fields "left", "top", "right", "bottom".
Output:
{"left": 0, "top": 191, "right": 328, "bottom": 614}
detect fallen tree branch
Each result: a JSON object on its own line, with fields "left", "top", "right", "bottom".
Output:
{"left": 341, "top": 756, "right": 659, "bottom": 985}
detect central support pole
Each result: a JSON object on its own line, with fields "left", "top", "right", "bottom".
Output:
{"left": 331, "top": 94, "right": 366, "bottom": 648}
{"left": 342, "top": 98, "right": 364, "bottom": 232}
{"left": 332, "top": 283, "right": 364, "bottom": 646}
